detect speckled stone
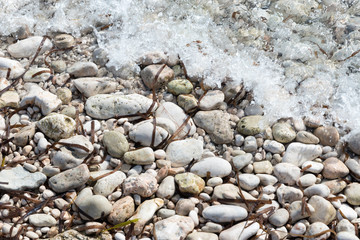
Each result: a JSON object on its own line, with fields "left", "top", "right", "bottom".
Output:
{"left": 155, "top": 215, "right": 194, "bottom": 240}
{"left": 237, "top": 115, "right": 269, "bottom": 136}
{"left": 123, "top": 173, "right": 158, "bottom": 197}
{"left": 107, "top": 196, "right": 135, "bottom": 225}
{"left": 314, "top": 126, "right": 339, "bottom": 147}
{"left": 37, "top": 113, "right": 76, "bottom": 141}
{"left": 175, "top": 173, "right": 205, "bottom": 195}
{"left": 272, "top": 122, "right": 296, "bottom": 143}
{"left": 167, "top": 79, "right": 193, "bottom": 95}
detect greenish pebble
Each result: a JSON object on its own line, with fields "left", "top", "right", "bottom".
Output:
{"left": 272, "top": 122, "right": 296, "bottom": 143}
{"left": 237, "top": 115, "right": 268, "bottom": 136}
{"left": 174, "top": 172, "right": 205, "bottom": 195}
{"left": 51, "top": 60, "right": 67, "bottom": 73}
{"left": 167, "top": 79, "right": 193, "bottom": 95}
{"left": 177, "top": 94, "right": 198, "bottom": 112}
{"left": 56, "top": 88, "right": 72, "bottom": 104}
{"left": 37, "top": 113, "right": 76, "bottom": 141}
{"left": 103, "top": 131, "right": 129, "bottom": 158}
{"left": 61, "top": 106, "right": 77, "bottom": 119}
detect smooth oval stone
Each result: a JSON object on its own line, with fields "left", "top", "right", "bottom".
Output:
{"left": 296, "top": 131, "right": 319, "bottom": 144}
{"left": 0, "top": 57, "right": 25, "bottom": 79}
{"left": 108, "top": 196, "right": 135, "bottom": 225}
{"left": 297, "top": 174, "right": 316, "bottom": 187}
{"left": 302, "top": 161, "right": 324, "bottom": 174}
{"left": 272, "top": 122, "right": 296, "bottom": 143}
{"left": 191, "top": 157, "right": 232, "bottom": 178}
{"left": 269, "top": 208, "right": 289, "bottom": 227}
{"left": 337, "top": 204, "right": 358, "bottom": 221}
{"left": 336, "top": 219, "right": 356, "bottom": 234}
{"left": 29, "top": 214, "right": 56, "bottom": 227}
{"left": 348, "top": 132, "right": 360, "bottom": 155}
{"left": 274, "top": 163, "right": 301, "bottom": 185}
{"left": 124, "top": 147, "right": 155, "bottom": 165}
{"left": 67, "top": 61, "right": 98, "bottom": 77}
{"left": 336, "top": 232, "right": 359, "bottom": 240}
{"left": 202, "top": 205, "right": 248, "bottom": 222}
{"left": 166, "top": 138, "right": 203, "bottom": 167}
{"left": 263, "top": 140, "right": 285, "bottom": 154}
{"left": 238, "top": 174, "right": 260, "bottom": 190}
{"left": 305, "top": 222, "right": 330, "bottom": 240}
{"left": 92, "top": 171, "right": 126, "bottom": 197}
{"left": 23, "top": 67, "right": 51, "bottom": 82}
{"left": 103, "top": 131, "right": 129, "bottom": 158}
{"left": 308, "top": 195, "right": 336, "bottom": 225}
{"left": 157, "top": 176, "right": 176, "bottom": 199}
{"left": 219, "top": 221, "right": 259, "bottom": 240}
{"left": 314, "top": 126, "right": 339, "bottom": 147}
{"left": 54, "top": 34, "right": 75, "bottom": 49}
{"left": 167, "top": 79, "right": 193, "bottom": 95}
{"left": 304, "top": 184, "right": 330, "bottom": 198}
{"left": 237, "top": 115, "right": 269, "bottom": 136}
{"left": 322, "top": 157, "right": 349, "bottom": 179}
{"left": 186, "top": 232, "right": 218, "bottom": 240}
{"left": 199, "top": 90, "right": 225, "bottom": 110}
{"left": 129, "top": 120, "right": 169, "bottom": 147}
{"left": 141, "top": 64, "right": 174, "bottom": 89}
{"left": 345, "top": 183, "right": 360, "bottom": 205}
{"left": 7, "top": 36, "right": 52, "bottom": 58}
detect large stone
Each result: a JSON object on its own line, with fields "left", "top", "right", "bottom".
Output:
{"left": 0, "top": 91, "right": 19, "bottom": 108}
{"left": 23, "top": 67, "right": 51, "bottom": 82}
{"left": 7, "top": 36, "right": 52, "bottom": 58}
{"left": 166, "top": 139, "right": 203, "bottom": 167}
{"left": 322, "top": 157, "right": 349, "bottom": 179}
{"left": 347, "top": 132, "right": 360, "bottom": 155}
{"left": 154, "top": 215, "right": 194, "bottom": 240}
{"left": 314, "top": 126, "right": 339, "bottom": 147}
{"left": 345, "top": 183, "right": 360, "bottom": 205}
{"left": 237, "top": 115, "right": 269, "bottom": 136}
{"left": 305, "top": 222, "right": 331, "bottom": 240}
{"left": 282, "top": 142, "right": 322, "bottom": 166}
{"left": 194, "top": 110, "right": 234, "bottom": 144}
{"left": 0, "top": 166, "right": 46, "bottom": 191}
{"left": 48, "top": 164, "right": 90, "bottom": 192}
{"left": 37, "top": 113, "right": 76, "bottom": 141}
{"left": 102, "top": 131, "right": 129, "bottom": 158}
{"left": 73, "top": 77, "right": 117, "bottom": 97}
{"left": 190, "top": 157, "right": 232, "bottom": 178}
{"left": 308, "top": 195, "right": 336, "bottom": 225}
{"left": 29, "top": 214, "right": 57, "bottom": 227}
{"left": 0, "top": 57, "right": 25, "bottom": 79}
{"left": 274, "top": 163, "right": 301, "bottom": 185}
{"left": 91, "top": 170, "right": 126, "bottom": 197}
{"left": 85, "top": 93, "right": 156, "bottom": 120}
{"left": 140, "top": 64, "right": 174, "bottom": 89}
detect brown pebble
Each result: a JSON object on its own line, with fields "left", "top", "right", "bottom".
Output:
{"left": 314, "top": 126, "right": 339, "bottom": 147}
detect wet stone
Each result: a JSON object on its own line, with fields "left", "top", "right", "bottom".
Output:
{"left": 54, "top": 34, "right": 75, "bottom": 49}
{"left": 244, "top": 104, "right": 263, "bottom": 116}
{"left": 314, "top": 126, "right": 339, "bottom": 147}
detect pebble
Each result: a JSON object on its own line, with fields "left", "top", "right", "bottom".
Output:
{"left": 296, "top": 131, "right": 320, "bottom": 144}
{"left": 297, "top": 174, "right": 317, "bottom": 187}
{"left": 103, "top": 131, "right": 129, "bottom": 158}
{"left": 0, "top": 57, "right": 25, "bottom": 79}
{"left": 308, "top": 195, "right": 336, "bottom": 224}
{"left": 73, "top": 77, "right": 117, "bottom": 97}
{"left": 83, "top": 120, "right": 101, "bottom": 134}
{"left": 272, "top": 122, "right": 296, "bottom": 143}
{"left": 323, "top": 179, "right": 347, "bottom": 194}
{"left": 243, "top": 136, "right": 257, "bottom": 152}
{"left": 91, "top": 170, "right": 126, "bottom": 196}
{"left": 289, "top": 200, "right": 315, "bottom": 223}
{"left": 7, "top": 36, "right": 52, "bottom": 58}
{"left": 0, "top": 166, "right": 46, "bottom": 191}
{"left": 289, "top": 222, "right": 306, "bottom": 235}
{"left": 123, "top": 173, "right": 158, "bottom": 197}
{"left": 167, "top": 79, "right": 193, "bottom": 95}
{"left": 194, "top": 110, "right": 234, "bottom": 144}
{"left": 107, "top": 196, "right": 135, "bottom": 225}
{"left": 277, "top": 185, "right": 303, "bottom": 204}
{"left": 140, "top": 64, "right": 174, "bottom": 89}
{"left": 157, "top": 176, "right": 176, "bottom": 199}
{"left": 124, "top": 147, "right": 155, "bottom": 165}
{"left": 130, "top": 198, "right": 164, "bottom": 235}
{"left": 344, "top": 183, "right": 360, "bottom": 205}
{"left": 305, "top": 222, "right": 330, "bottom": 240}
{"left": 61, "top": 106, "right": 77, "bottom": 118}
{"left": 23, "top": 67, "right": 52, "bottom": 82}
{"left": 345, "top": 159, "right": 360, "bottom": 180}
{"left": 85, "top": 93, "right": 156, "bottom": 119}
{"left": 202, "top": 222, "right": 223, "bottom": 233}
{"left": 26, "top": 231, "right": 39, "bottom": 239}
{"left": 67, "top": 61, "right": 98, "bottom": 77}
{"left": 37, "top": 113, "right": 76, "bottom": 141}
{"left": 0, "top": 90, "right": 19, "bottom": 108}
{"left": 304, "top": 184, "right": 330, "bottom": 198}
{"left": 219, "top": 221, "right": 259, "bottom": 240}
{"left": 154, "top": 215, "right": 194, "bottom": 240}
{"left": 175, "top": 199, "right": 195, "bottom": 216}
{"left": 232, "top": 153, "right": 252, "bottom": 170}
{"left": 274, "top": 163, "right": 301, "bottom": 185}
{"left": 237, "top": 115, "right": 269, "bottom": 136}
{"left": 244, "top": 104, "right": 263, "bottom": 116}
{"left": 23, "top": 163, "right": 37, "bottom": 172}
{"left": 263, "top": 140, "right": 285, "bottom": 154}
{"left": 348, "top": 132, "right": 360, "bottom": 155}
{"left": 175, "top": 172, "right": 205, "bottom": 195}
{"left": 314, "top": 126, "right": 339, "bottom": 147}
{"left": 253, "top": 160, "right": 273, "bottom": 174}
{"left": 75, "top": 187, "right": 112, "bottom": 220}
{"left": 177, "top": 94, "right": 198, "bottom": 112}
{"left": 42, "top": 165, "right": 60, "bottom": 177}
{"left": 190, "top": 157, "right": 232, "bottom": 178}
{"left": 13, "top": 124, "right": 35, "bottom": 147}
{"left": 336, "top": 219, "right": 356, "bottom": 234}
{"left": 199, "top": 90, "right": 225, "bottom": 110}
{"left": 282, "top": 142, "right": 322, "bottom": 166}
{"left": 186, "top": 232, "right": 218, "bottom": 240}
{"left": 238, "top": 174, "right": 260, "bottom": 190}
{"left": 202, "top": 205, "right": 247, "bottom": 222}
{"left": 54, "top": 34, "right": 75, "bottom": 49}
{"left": 28, "top": 214, "right": 57, "bottom": 227}
{"left": 158, "top": 209, "right": 176, "bottom": 219}
{"left": 301, "top": 161, "right": 324, "bottom": 174}
{"left": 129, "top": 119, "right": 169, "bottom": 147}
{"left": 166, "top": 139, "right": 203, "bottom": 167}
{"left": 257, "top": 174, "right": 278, "bottom": 185}
{"left": 51, "top": 60, "right": 67, "bottom": 73}
{"left": 337, "top": 204, "right": 357, "bottom": 221}
{"left": 322, "top": 157, "right": 349, "bottom": 179}
{"left": 48, "top": 164, "right": 90, "bottom": 192}
{"left": 269, "top": 208, "right": 289, "bottom": 227}
{"left": 114, "top": 233, "right": 126, "bottom": 240}
{"left": 56, "top": 87, "right": 72, "bottom": 104}
{"left": 336, "top": 232, "right": 360, "bottom": 240}
{"left": 138, "top": 51, "right": 167, "bottom": 66}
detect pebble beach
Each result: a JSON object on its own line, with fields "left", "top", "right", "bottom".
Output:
{"left": 1, "top": 1, "right": 360, "bottom": 240}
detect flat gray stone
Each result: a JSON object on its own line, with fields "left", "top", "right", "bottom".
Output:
{"left": 49, "top": 164, "right": 90, "bottom": 193}
{"left": 67, "top": 62, "right": 98, "bottom": 77}
{"left": 73, "top": 77, "right": 117, "bottom": 97}
{"left": 202, "top": 205, "right": 247, "bottom": 222}
{"left": 0, "top": 166, "right": 46, "bottom": 191}
{"left": 91, "top": 170, "right": 126, "bottom": 197}
{"left": 29, "top": 214, "right": 56, "bottom": 227}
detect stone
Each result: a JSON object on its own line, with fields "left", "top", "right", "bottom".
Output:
{"left": 290, "top": 222, "right": 306, "bottom": 235}
{"left": 175, "top": 173, "right": 205, "bottom": 195}
{"left": 202, "top": 205, "right": 247, "bottom": 222}
{"left": 75, "top": 187, "right": 112, "bottom": 220}
{"left": 48, "top": 164, "right": 90, "bottom": 193}
{"left": 289, "top": 200, "right": 315, "bottom": 223}
{"left": 158, "top": 209, "right": 176, "bottom": 219}
{"left": 186, "top": 232, "right": 218, "bottom": 240}
{"left": 92, "top": 48, "right": 109, "bottom": 67}
{"left": 23, "top": 67, "right": 51, "bottom": 82}
{"left": 194, "top": 110, "right": 234, "bottom": 144}
{"left": 263, "top": 140, "right": 285, "bottom": 154}
{"left": 199, "top": 90, "right": 225, "bottom": 110}
{"left": 157, "top": 176, "right": 176, "bottom": 199}
{"left": 61, "top": 106, "right": 77, "bottom": 118}
{"left": 314, "top": 126, "right": 339, "bottom": 147}
{"left": 0, "top": 77, "right": 10, "bottom": 91}
{"left": 83, "top": 120, "right": 101, "bottom": 134}
{"left": 130, "top": 198, "right": 164, "bottom": 235}
{"left": 155, "top": 102, "right": 196, "bottom": 139}
{"left": 244, "top": 104, "right": 263, "bottom": 116}
{"left": 129, "top": 119, "right": 169, "bottom": 147}
{"left": 304, "top": 184, "right": 330, "bottom": 198}
{"left": 108, "top": 196, "right": 135, "bottom": 225}
{"left": 13, "top": 124, "right": 35, "bottom": 147}
{"left": 177, "top": 94, "right": 198, "bottom": 112}
{"left": 56, "top": 88, "right": 72, "bottom": 104}
{"left": 243, "top": 136, "right": 257, "bottom": 152}
{"left": 253, "top": 160, "right": 273, "bottom": 174}
{"left": 92, "top": 170, "right": 126, "bottom": 196}
{"left": 140, "top": 64, "right": 174, "bottom": 89}
{"left": 51, "top": 60, "right": 67, "bottom": 73}
{"left": 167, "top": 79, "right": 193, "bottom": 95}
{"left": 21, "top": 83, "right": 62, "bottom": 115}
{"left": 237, "top": 115, "right": 269, "bottom": 136}
{"left": 345, "top": 159, "right": 360, "bottom": 179}
{"left": 232, "top": 153, "right": 252, "bottom": 170}
{"left": 269, "top": 208, "right": 289, "bottom": 227}
{"left": 337, "top": 204, "right": 357, "bottom": 221}
{"left": 123, "top": 173, "right": 158, "bottom": 197}
{"left": 73, "top": 77, "right": 117, "bottom": 97}
{"left": 297, "top": 174, "right": 317, "bottom": 187}
{"left": 0, "top": 57, "right": 25, "bottom": 79}
{"left": 166, "top": 139, "right": 203, "bottom": 167}
{"left": 344, "top": 183, "right": 360, "bottom": 205}
{"left": 322, "top": 179, "right": 347, "bottom": 194}
{"left": 154, "top": 215, "right": 194, "bottom": 240}
{"left": 124, "top": 147, "right": 155, "bottom": 165}
{"left": 348, "top": 132, "right": 360, "bottom": 155}
{"left": 67, "top": 62, "right": 98, "bottom": 77}
{"left": 277, "top": 183, "right": 303, "bottom": 204}
{"left": 304, "top": 222, "right": 330, "bottom": 240}
{"left": 336, "top": 219, "right": 356, "bottom": 234}
{"left": 0, "top": 91, "right": 20, "bottom": 108}
{"left": 7, "top": 36, "right": 52, "bottom": 58}
{"left": 274, "top": 163, "right": 301, "bottom": 185}
{"left": 301, "top": 161, "right": 324, "bottom": 174}
{"left": 272, "top": 122, "right": 296, "bottom": 143}
{"left": 0, "top": 166, "right": 46, "bottom": 191}
{"left": 322, "top": 157, "right": 349, "bottom": 179}
{"left": 175, "top": 199, "right": 195, "bottom": 216}
{"left": 336, "top": 232, "right": 359, "bottom": 240}
{"left": 296, "top": 131, "right": 320, "bottom": 144}
{"left": 29, "top": 214, "right": 57, "bottom": 227}
{"left": 103, "top": 131, "right": 129, "bottom": 158}
{"left": 190, "top": 157, "right": 232, "bottom": 178}
{"left": 308, "top": 195, "right": 336, "bottom": 224}
{"left": 238, "top": 174, "right": 260, "bottom": 190}
{"left": 219, "top": 221, "right": 259, "bottom": 240}
{"left": 138, "top": 51, "right": 167, "bottom": 66}
{"left": 257, "top": 174, "right": 278, "bottom": 185}
{"left": 37, "top": 113, "right": 76, "bottom": 141}
{"left": 54, "top": 34, "right": 75, "bottom": 49}
{"left": 282, "top": 142, "right": 322, "bottom": 166}
{"left": 85, "top": 93, "right": 156, "bottom": 119}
